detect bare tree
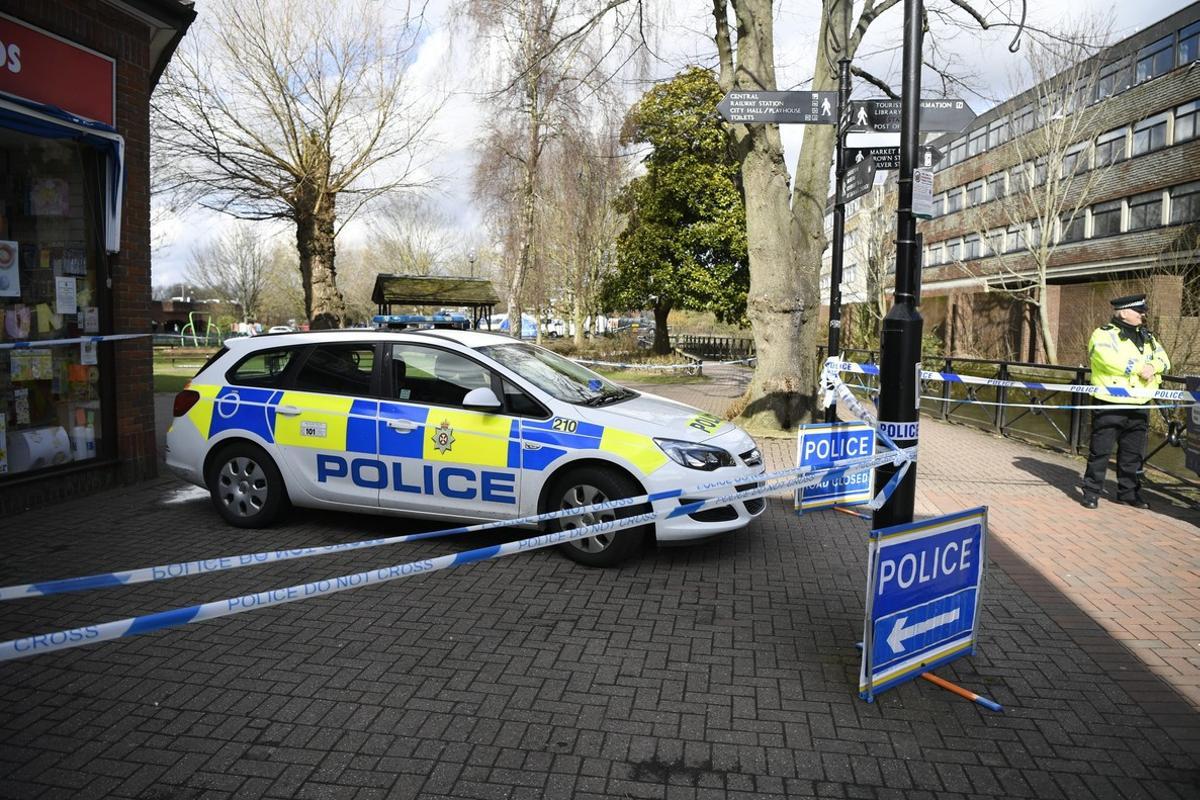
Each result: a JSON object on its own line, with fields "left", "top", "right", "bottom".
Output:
{"left": 958, "top": 26, "right": 1112, "bottom": 363}
{"left": 184, "top": 224, "right": 273, "bottom": 322}
{"left": 152, "top": 0, "right": 437, "bottom": 328}
{"left": 363, "top": 195, "right": 459, "bottom": 277}
{"left": 845, "top": 185, "right": 897, "bottom": 347}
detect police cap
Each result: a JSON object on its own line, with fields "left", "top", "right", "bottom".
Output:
{"left": 1110, "top": 293, "right": 1148, "bottom": 313}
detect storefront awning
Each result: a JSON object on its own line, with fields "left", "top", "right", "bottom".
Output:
{"left": 0, "top": 94, "right": 125, "bottom": 254}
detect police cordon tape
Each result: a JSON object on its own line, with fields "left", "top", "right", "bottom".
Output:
{"left": 838, "top": 379, "right": 1193, "bottom": 412}
{"left": 0, "top": 447, "right": 913, "bottom": 662}
{"left": 834, "top": 360, "right": 1200, "bottom": 404}
{"left": 573, "top": 356, "right": 757, "bottom": 371}
{"left": 0, "top": 333, "right": 150, "bottom": 350}
{"left": 0, "top": 447, "right": 915, "bottom": 602}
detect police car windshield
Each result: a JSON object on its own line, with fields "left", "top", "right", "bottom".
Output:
{"left": 478, "top": 343, "right": 633, "bottom": 405}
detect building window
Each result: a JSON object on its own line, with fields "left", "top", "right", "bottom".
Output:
{"left": 1132, "top": 113, "right": 1168, "bottom": 156}
{"left": 987, "top": 172, "right": 1006, "bottom": 201}
{"left": 1170, "top": 181, "right": 1200, "bottom": 224}
{"left": 1175, "top": 99, "right": 1199, "bottom": 144}
{"left": 987, "top": 118, "right": 1008, "bottom": 148}
{"left": 949, "top": 137, "right": 967, "bottom": 164}
{"left": 930, "top": 192, "right": 945, "bottom": 218}
{"left": 963, "top": 234, "right": 981, "bottom": 260}
{"left": 1032, "top": 157, "right": 1047, "bottom": 187}
{"left": 1095, "top": 127, "right": 1127, "bottom": 167}
{"left": 945, "top": 188, "right": 963, "bottom": 214}
{"left": 928, "top": 243, "right": 944, "bottom": 266}
{"left": 966, "top": 180, "right": 984, "bottom": 206}
{"left": 1059, "top": 213, "right": 1085, "bottom": 243}
{"left": 1005, "top": 224, "right": 1025, "bottom": 253}
{"left": 987, "top": 229, "right": 1004, "bottom": 255}
{"left": 1012, "top": 105, "right": 1033, "bottom": 136}
{"left": 1061, "top": 144, "right": 1087, "bottom": 178}
{"left": 1136, "top": 35, "right": 1175, "bottom": 84}
{"left": 1029, "top": 219, "right": 1043, "bottom": 248}
{"left": 1092, "top": 199, "right": 1122, "bottom": 237}
{"left": 967, "top": 127, "right": 986, "bottom": 157}
{"left": 1095, "top": 60, "right": 1129, "bottom": 102}
{"left": 1128, "top": 191, "right": 1163, "bottom": 230}
{"left": 946, "top": 239, "right": 962, "bottom": 262}
{"left": 1181, "top": 21, "right": 1200, "bottom": 64}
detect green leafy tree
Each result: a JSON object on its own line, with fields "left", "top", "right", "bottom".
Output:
{"left": 603, "top": 67, "right": 747, "bottom": 354}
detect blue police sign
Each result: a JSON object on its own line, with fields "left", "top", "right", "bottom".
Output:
{"left": 794, "top": 422, "right": 875, "bottom": 513}
{"left": 859, "top": 507, "right": 988, "bottom": 701}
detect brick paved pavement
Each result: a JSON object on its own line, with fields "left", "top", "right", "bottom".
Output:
{"left": 0, "top": 371, "right": 1196, "bottom": 799}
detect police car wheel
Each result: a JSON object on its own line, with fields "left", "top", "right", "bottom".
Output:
{"left": 550, "top": 469, "right": 647, "bottom": 567}
{"left": 207, "top": 442, "right": 287, "bottom": 528}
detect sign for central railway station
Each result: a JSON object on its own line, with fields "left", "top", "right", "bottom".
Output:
{"left": 847, "top": 98, "right": 976, "bottom": 134}
{"left": 717, "top": 90, "right": 838, "bottom": 125}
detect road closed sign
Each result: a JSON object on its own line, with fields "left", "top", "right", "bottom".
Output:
{"left": 859, "top": 507, "right": 988, "bottom": 701}
{"left": 794, "top": 421, "right": 876, "bottom": 513}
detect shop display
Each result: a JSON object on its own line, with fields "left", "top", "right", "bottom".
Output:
{"left": 14, "top": 388, "right": 30, "bottom": 425}
{"left": 6, "top": 426, "right": 72, "bottom": 472}
{"left": 55, "top": 276, "right": 77, "bottom": 315}
{"left": 31, "top": 178, "right": 70, "bottom": 216}
{"left": 12, "top": 349, "right": 53, "bottom": 382}
{"left": 83, "top": 306, "right": 98, "bottom": 333}
{"left": 0, "top": 412, "right": 7, "bottom": 474}
{"left": 5, "top": 304, "right": 30, "bottom": 337}
{"left": 0, "top": 240, "right": 18, "bottom": 297}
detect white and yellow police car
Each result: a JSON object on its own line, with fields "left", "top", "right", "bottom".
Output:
{"left": 165, "top": 329, "right": 764, "bottom": 566}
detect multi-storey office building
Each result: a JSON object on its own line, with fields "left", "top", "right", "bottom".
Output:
{"left": 909, "top": 2, "right": 1200, "bottom": 366}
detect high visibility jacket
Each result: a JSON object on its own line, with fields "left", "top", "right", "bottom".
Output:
{"left": 1088, "top": 322, "right": 1171, "bottom": 404}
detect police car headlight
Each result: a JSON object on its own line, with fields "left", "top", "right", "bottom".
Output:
{"left": 654, "top": 438, "right": 735, "bottom": 471}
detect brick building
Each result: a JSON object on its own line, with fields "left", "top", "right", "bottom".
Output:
{"left": 0, "top": 1, "right": 195, "bottom": 512}
{"left": 829, "top": 3, "right": 1200, "bottom": 369}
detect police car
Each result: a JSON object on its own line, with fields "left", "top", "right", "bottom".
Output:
{"left": 165, "top": 330, "right": 765, "bottom": 566}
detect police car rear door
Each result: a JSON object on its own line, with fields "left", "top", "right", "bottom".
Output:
{"left": 273, "top": 341, "right": 384, "bottom": 508}
{"left": 378, "top": 342, "right": 522, "bottom": 519}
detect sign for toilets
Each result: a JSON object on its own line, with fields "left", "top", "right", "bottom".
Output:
{"left": 859, "top": 507, "right": 988, "bottom": 701}
{"left": 794, "top": 421, "right": 876, "bottom": 513}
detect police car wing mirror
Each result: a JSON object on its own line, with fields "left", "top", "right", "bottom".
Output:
{"left": 462, "top": 387, "right": 502, "bottom": 411}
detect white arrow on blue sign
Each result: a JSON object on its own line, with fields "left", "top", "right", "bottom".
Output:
{"left": 859, "top": 507, "right": 988, "bottom": 701}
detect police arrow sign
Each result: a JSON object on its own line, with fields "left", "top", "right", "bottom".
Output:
{"left": 847, "top": 98, "right": 976, "bottom": 134}
{"left": 717, "top": 90, "right": 838, "bottom": 124}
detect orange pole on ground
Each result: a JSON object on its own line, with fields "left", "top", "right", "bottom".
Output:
{"left": 921, "top": 672, "right": 1003, "bottom": 712}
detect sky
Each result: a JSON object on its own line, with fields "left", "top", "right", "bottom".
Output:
{"left": 149, "top": 0, "right": 1198, "bottom": 288}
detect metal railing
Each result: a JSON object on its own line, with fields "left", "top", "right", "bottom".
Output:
{"left": 819, "top": 346, "right": 1197, "bottom": 498}
{"left": 671, "top": 334, "right": 755, "bottom": 360}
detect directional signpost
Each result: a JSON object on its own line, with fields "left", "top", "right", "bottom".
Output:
{"left": 842, "top": 155, "right": 876, "bottom": 202}
{"left": 794, "top": 422, "right": 876, "bottom": 513}
{"left": 845, "top": 145, "right": 942, "bottom": 171}
{"left": 717, "top": 91, "right": 838, "bottom": 125}
{"left": 859, "top": 507, "right": 988, "bottom": 702}
{"left": 848, "top": 97, "right": 977, "bottom": 134}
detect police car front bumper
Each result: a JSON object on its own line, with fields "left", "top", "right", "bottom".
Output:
{"left": 649, "top": 448, "right": 766, "bottom": 542}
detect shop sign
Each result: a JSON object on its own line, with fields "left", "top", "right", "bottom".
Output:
{"left": 0, "top": 14, "right": 115, "bottom": 126}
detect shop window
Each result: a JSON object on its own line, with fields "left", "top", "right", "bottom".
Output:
{"left": 1169, "top": 181, "right": 1200, "bottom": 224}
{"left": 1132, "top": 113, "right": 1168, "bottom": 156}
{"left": 1174, "top": 99, "right": 1199, "bottom": 144}
{"left": 1095, "top": 127, "right": 1127, "bottom": 167}
{"left": 0, "top": 130, "right": 107, "bottom": 479}
{"left": 1136, "top": 35, "right": 1175, "bottom": 84}
{"left": 292, "top": 343, "right": 377, "bottom": 397}
{"left": 1128, "top": 191, "right": 1163, "bottom": 230}
{"left": 987, "top": 172, "right": 1006, "bottom": 201}
{"left": 228, "top": 347, "right": 300, "bottom": 388}
{"left": 1059, "top": 213, "right": 1085, "bottom": 243}
{"left": 1181, "top": 21, "right": 1200, "bottom": 64}
{"left": 1091, "top": 199, "right": 1123, "bottom": 237}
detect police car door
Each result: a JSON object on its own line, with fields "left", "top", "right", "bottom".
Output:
{"left": 378, "top": 343, "right": 521, "bottom": 519}
{"left": 273, "top": 341, "right": 383, "bottom": 508}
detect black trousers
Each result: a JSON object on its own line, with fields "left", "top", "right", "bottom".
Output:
{"left": 1083, "top": 406, "right": 1149, "bottom": 500}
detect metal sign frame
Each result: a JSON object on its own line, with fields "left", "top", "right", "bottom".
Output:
{"left": 860, "top": 507, "right": 988, "bottom": 702}
{"left": 794, "top": 421, "right": 876, "bottom": 513}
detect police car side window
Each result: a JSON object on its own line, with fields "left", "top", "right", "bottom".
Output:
{"left": 392, "top": 344, "right": 493, "bottom": 408}
{"left": 228, "top": 347, "right": 299, "bottom": 388}
{"left": 503, "top": 380, "right": 546, "bottom": 418}
{"left": 293, "top": 343, "right": 377, "bottom": 396}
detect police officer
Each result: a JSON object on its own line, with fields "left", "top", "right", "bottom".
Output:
{"left": 1081, "top": 294, "right": 1171, "bottom": 509}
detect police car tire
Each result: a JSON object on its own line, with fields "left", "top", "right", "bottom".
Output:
{"left": 206, "top": 442, "right": 288, "bottom": 528}
{"left": 549, "top": 468, "right": 648, "bottom": 568}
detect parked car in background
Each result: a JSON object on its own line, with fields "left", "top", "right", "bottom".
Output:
{"left": 266, "top": 325, "right": 294, "bottom": 334}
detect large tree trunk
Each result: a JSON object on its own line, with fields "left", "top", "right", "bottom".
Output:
{"left": 653, "top": 301, "right": 671, "bottom": 355}
{"left": 295, "top": 192, "right": 345, "bottom": 330}
{"left": 717, "top": 0, "right": 843, "bottom": 431}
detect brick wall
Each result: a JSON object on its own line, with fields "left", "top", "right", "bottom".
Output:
{"left": 0, "top": 1, "right": 158, "bottom": 513}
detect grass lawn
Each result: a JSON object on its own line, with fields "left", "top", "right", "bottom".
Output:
{"left": 153, "top": 366, "right": 195, "bottom": 394}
